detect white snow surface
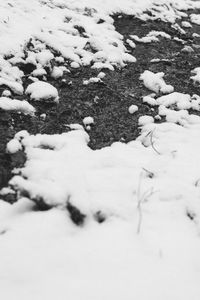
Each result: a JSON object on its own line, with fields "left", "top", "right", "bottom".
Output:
{"left": 83, "top": 116, "right": 94, "bottom": 125}
{"left": 130, "top": 31, "right": 171, "bottom": 43}
{"left": 1, "top": 0, "right": 200, "bottom": 299}
{"left": 128, "top": 104, "right": 138, "bottom": 114}
{"left": 3, "top": 119, "right": 200, "bottom": 300}
{"left": 140, "top": 70, "right": 174, "bottom": 94}
{"left": 191, "top": 67, "right": 200, "bottom": 83}
{"left": 25, "top": 81, "right": 59, "bottom": 102}
{"left": 0, "top": 97, "right": 35, "bottom": 115}
{"left": 190, "top": 13, "right": 200, "bottom": 25}
{"left": 182, "top": 20, "right": 192, "bottom": 28}
{"left": 6, "top": 139, "right": 22, "bottom": 154}
{"left": 138, "top": 115, "right": 154, "bottom": 125}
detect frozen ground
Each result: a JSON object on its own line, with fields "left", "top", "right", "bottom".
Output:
{"left": 1, "top": 0, "right": 200, "bottom": 299}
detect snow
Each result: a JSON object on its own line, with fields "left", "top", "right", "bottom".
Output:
{"left": 2, "top": 0, "right": 196, "bottom": 84}
{"left": 157, "top": 92, "right": 192, "bottom": 110}
{"left": 143, "top": 95, "right": 157, "bottom": 106}
{"left": 51, "top": 66, "right": 64, "bottom": 79}
{"left": 128, "top": 104, "right": 138, "bottom": 114}
{"left": 190, "top": 14, "right": 200, "bottom": 25}
{"left": 158, "top": 106, "right": 200, "bottom": 125}
{"left": 25, "top": 81, "right": 59, "bottom": 102}
{"left": 140, "top": 70, "right": 174, "bottom": 94}
{"left": 0, "top": 97, "right": 35, "bottom": 115}
{"left": 1, "top": 0, "right": 200, "bottom": 299}
{"left": 0, "top": 197, "right": 198, "bottom": 300}
{"left": 40, "top": 113, "right": 47, "bottom": 120}
{"left": 32, "top": 68, "right": 47, "bottom": 78}
{"left": 126, "top": 39, "right": 136, "bottom": 48}
{"left": 83, "top": 116, "right": 94, "bottom": 125}
{"left": 6, "top": 139, "right": 22, "bottom": 154}
{"left": 173, "top": 36, "right": 185, "bottom": 44}
{"left": 191, "top": 67, "right": 200, "bottom": 84}
{"left": 83, "top": 77, "right": 101, "bottom": 85}
{"left": 0, "top": 78, "right": 24, "bottom": 95}
{"left": 4, "top": 119, "right": 200, "bottom": 299}
{"left": 172, "top": 23, "right": 186, "bottom": 34}
{"left": 2, "top": 89, "right": 12, "bottom": 97}
{"left": 181, "top": 45, "right": 194, "bottom": 53}
{"left": 97, "top": 72, "right": 106, "bottom": 79}
{"left": 130, "top": 34, "right": 159, "bottom": 43}
{"left": 68, "top": 123, "right": 84, "bottom": 131}
{"left": 138, "top": 115, "right": 154, "bottom": 126}
{"left": 70, "top": 61, "right": 80, "bottom": 68}
{"left": 181, "top": 20, "right": 192, "bottom": 28}
{"left": 130, "top": 31, "right": 171, "bottom": 44}
{"left": 193, "top": 33, "right": 200, "bottom": 38}
{"left": 36, "top": 50, "right": 54, "bottom": 66}
{"left": 141, "top": 92, "right": 200, "bottom": 125}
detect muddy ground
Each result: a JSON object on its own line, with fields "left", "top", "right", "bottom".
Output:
{"left": 1, "top": 11, "right": 200, "bottom": 202}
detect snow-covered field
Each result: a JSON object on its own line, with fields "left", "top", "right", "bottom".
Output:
{"left": 1, "top": 0, "right": 200, "bottom": 299}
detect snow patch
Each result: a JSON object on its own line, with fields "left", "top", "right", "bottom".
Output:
{"left": 138, "top": 115, "right": 154, "bottom": 126}
{"left": 6, "top": 139, "right": 22, "bottom": 154}
{"left": 191, "top": 67, "right": 200, "bottom": 84}
{"left": 128, "top": 105, "right": 138, "bottom": 114}
{"left": 130, "top": 31, "right": 171, "bottom": 44}
{"left": 140, "top": 70, "right": 174, "bottom": 94}
{"left": 26, "top": 81, "right": 59, "bottom": 102}
{"left": 0, "top": 97, "right": 35, "bottom": 115}
{"left": 190, "top": 14, "right": 200, "bottom": 25}
{"left": 83, "top": 116, "right": 94, "bottom": 125}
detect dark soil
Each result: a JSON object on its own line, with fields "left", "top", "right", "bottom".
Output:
{"left": 1, "top": 10, "right": 200, "bottom": 202}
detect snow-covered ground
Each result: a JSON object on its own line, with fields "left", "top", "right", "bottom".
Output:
{"left": 1, "top": 0, "right": 200, "bottom": 299}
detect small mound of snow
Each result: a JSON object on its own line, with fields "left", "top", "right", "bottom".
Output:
{"left": 83, "top": 77, "right": 101, "bottom": 85}
{"left": 191, "top": 94, "right": 200, "bottom": 111}
{"left": 190, "top": 14, "right": 200, "bottom": 25}
{"left": 181, "top": 21, "right": 192, "bottom": 28}
{"left": 25, "top": 81, "right": 59, "bottom": 102}
{"left": 157, "top": 92, "right": 191, "bottom": 110}
{"left": 130, "top": 34, "right": 159, "bottom": 43}
{"left": 2, "top": 89, "right": 12, "bottom": 97}
{"left": 83, "top": 116, "right": 94, "bottom": 125}
{"left": 158, "top": 106, "right": 200, "bottom": 125}
{"left": 0, "top": 78, "right": 23, "bottom": 95}
{"left": 126, "top": 39, "right": 136, "bottom": 48}
{"left": 97, "top": 72, "right": 106, "bottom": 79}
{"left": 143, "top": 96, "right": 157, "bottom": 106}
{"left": 130, "top": 31, "right": 170, "bottom": 44}
{"left": 128, "top": 105, "right": 138, "bottom": 114}
{"left": 181, "top": 45, "right": 194, "bottom": 53}
{"left": 32, "top": 68, "right": 47, "bottom": 78}
{"left": 51, "top": 66, "right": 64, "bottom": 79}
{"left": 191, "top": 67, "right": 200, "bottom": 83}
{"left": 0, "top": 97, "right": 35, "bottom": 115}
{"left": 70, "top": 62, "right": 80, "bottom": 69}
{"left": 6, "top": 139, "right": 22, "bottom": 154}
{"left": 138, "top": 115, "right": 154, "bottom": 126}
{"left": 36, "top": 50, "right": 54, "bottom": 66}
{"left": 68, "top": 124, "right": 84, "bottom": 131}
{"left": 193, "top": 33, "right": 200, "bottom": 38}
{"left": 140, "top": 70, "right": 174, "bottom": 94}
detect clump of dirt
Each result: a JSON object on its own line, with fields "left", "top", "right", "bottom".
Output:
{"left": 1, "top": 11, "right": 200, "bottom": 203}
